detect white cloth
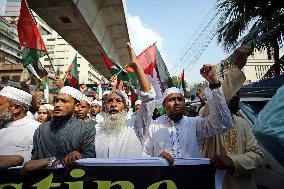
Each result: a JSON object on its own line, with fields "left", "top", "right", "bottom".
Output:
{"left": 59, "top": 86, "right": 84, "bottom": 101}
{"left": 0, "top": 115, "right": 40, "bottom": 162}
{"left": 135, "top": 100, "right": 142, "bottom": 106}
{"left": 39, "top": 104, "right": 54, "bottom": 111}
{"left": 0, "top": 86, "right": 32, "bottom": 105}
{"left": 162, "top": 87, "right": 184, "bottom": 103}
{"left": 144, "top": 87, "right": 232, "bottom": 158}
{"left": 95, "top": 126, "right": 144, "bottom": 158}
{"left": 103, "top": 90, "right": 111, "bottom": 96}
{"left": 81, "top": 95, "right": 92, "bottom": 105}
{"left": 91, "top": 100, "right": 102, "bottom": 107}
{"left": 95, "top": 86, "right": 156, "bottom": 158}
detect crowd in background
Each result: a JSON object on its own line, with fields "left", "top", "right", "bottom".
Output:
{"left": 0, "top": 43, "right": 277, "bottom": 189}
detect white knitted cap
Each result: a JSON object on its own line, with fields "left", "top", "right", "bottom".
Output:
{"left": 135, "top": 100, "right": 142, "bottom": 106}
{"left": 0, "top": 86, "right": 32, "bottom": 106}
{"left": 162, "top": 87, "right": 184, "bottom": 103}
{"left": 59, "top": 86, "right": 84, "bottom": 101}
{"left": 103, "top": 90, "right": 111, "bottom": 96}
{"left": 81, "top": 95, "right": 92, "bottom": 105}
{"left": 39, "top": 104, "right": 54, "bottom": 111}
{"left": 91, "top": 100, "right": 102, "bottom": 107}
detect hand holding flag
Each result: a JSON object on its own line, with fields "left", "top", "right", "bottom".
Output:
{"left": 126, "top": 43, "right": 151, "bottom": 92}
{"left": 109, "top": 74, "right": 118, "bottom": 89}
{"left": 54, "top": 76, "right": 65, "bottom": 89}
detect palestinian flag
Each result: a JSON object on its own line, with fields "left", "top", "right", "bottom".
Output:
{"left": 65, "top": 54, "right": 80, "bottom": 89}
{"left": 118, "top": 80, "right": 124, "bottom": 90}
{"left": 144, "top": 62, "right": 155, "bottom": 78}
{"left": 99, "top": 50, "right": 137, "bottom": 88}
{"left": 17, "top": 0, "right": 48, "bottom": 79}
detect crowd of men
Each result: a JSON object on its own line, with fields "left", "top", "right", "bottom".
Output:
{"left": 0, "top": 43, "right": 265, "bottom": 189}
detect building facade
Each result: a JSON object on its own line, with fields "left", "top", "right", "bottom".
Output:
{"left": 0, "top": 16, "right": 29, "bottom": 83}
{"left": 0, "top": 10, "right": 102, "bottom": 85}
{"left": 216, "top": 49, "right": 284, "bottom": 85}
{"left": 40, "top": 31, "right": 102, "bottom": 84}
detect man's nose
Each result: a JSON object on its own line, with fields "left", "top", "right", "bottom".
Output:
{"left": 174, "top": 99, "right": 180, "bottom": 104}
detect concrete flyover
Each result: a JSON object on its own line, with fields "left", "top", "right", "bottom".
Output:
{"left": 28, "top": 0, "right": 130, "bottom": 78}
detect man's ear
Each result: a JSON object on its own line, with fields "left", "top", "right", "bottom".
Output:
{"left": 10, "top": 104, "right": 22, "bottom": 115}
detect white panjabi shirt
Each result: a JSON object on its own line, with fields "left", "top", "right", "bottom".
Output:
{"left": 95, "top": 86, "right": 156, "bottom": 158}
{"left": 0, "top": 115, "right": 40, "bottom": 161}
{"left": 144, "top": 87, "right": 232, "bottom": 158}
{"left": 95, "top": 125, "right": 144, "bottom": 158}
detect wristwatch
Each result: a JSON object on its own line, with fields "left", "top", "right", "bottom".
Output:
{"left": 48, "top": 157, "right": 57, "bottom": 167}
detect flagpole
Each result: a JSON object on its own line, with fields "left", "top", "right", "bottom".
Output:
{"left": 98, "top": 45, "right": 133, "bottom": 80}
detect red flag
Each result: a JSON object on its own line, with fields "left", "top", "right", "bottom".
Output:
{"left": 137, "top": 44, "right": 156, "bottom": 72}
{"left": 144, "top": 62, "right": 155, "bottom": 77}
{"left": 179, "top": 69, "right": 185, "bottom": 90}
{"left": 17, "top": 0, "right": 47, "bottom": 52}
{"left": 179, "top": 69, "right": 184, "bottom": 83}
{"left": 118, "top": 80, "right": 123, "bottom": 90}
{"left": 65, "top": 54, "right": 79, "bottom": 89}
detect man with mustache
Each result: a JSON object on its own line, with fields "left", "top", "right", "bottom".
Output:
{"left": 144, "top": 64, "right": 233, "bottom": 165}
{"left": 0, "top": 86, "right": 40, "bottom": 170}
{"left": 95, "top": 43, "right": 156, "bottom": 158}
{"left": 22, "top": 86, "right": 96, "bottom": 172}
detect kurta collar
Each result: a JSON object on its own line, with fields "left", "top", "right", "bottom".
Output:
{"left": 164, "top": 115, "right": 185, "bottom": 126}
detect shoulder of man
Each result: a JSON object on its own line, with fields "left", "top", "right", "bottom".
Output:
{"left": 233, "top": 114, "right": 252, "bottom": 131}
{"left": 72, "top": 117, "right": 95, "bottom": 129}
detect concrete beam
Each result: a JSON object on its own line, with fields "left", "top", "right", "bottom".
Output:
{"left": 28, "top": 0, "right": 130, "bottom": 79}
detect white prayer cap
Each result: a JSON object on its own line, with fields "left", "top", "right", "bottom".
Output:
{"left": 135, "top": 100, "right": 142, "bottom": 106}
{"left": 39, "top": 104, "right": 54, "bottom": 111}
{"left": 91, "top": 100, "right": 102, "bottom": 107}
{"left": 103, "top": 90, "right": 111, "bottom": 96}
{"left": 109, "top": 89, "right": 128, "bottom": 102}
{"left": 162, "top": 87, "right": 184, "bottom": 103}
{"left": 59, "top": 86, "right": 84, "bottom": 101}
{"left": 81, "top": 95, "right": 92, "bottom": 105}
{"left": 0, "top": 86, "right": 32, "bottom": 106}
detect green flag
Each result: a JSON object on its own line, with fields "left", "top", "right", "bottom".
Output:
{"left": 65, "top": 54, "right": 80, "bottom": 89}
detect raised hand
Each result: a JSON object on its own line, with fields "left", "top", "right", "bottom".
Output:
{"left": 234, "top": 45, "right": 253, "bottom": 70}
{"left": 54, "top": 76, "right": 64, "bottom": 89}
{"left": 126, "top": 42, "right": 138, "bottom": 68}
{"left": 109, "top": 74, "right": 118, "bottom": 88}
{"left": 200, "top": 64, "right": 219, "bottom": 84}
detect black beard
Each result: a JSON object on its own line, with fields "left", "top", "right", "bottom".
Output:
{"left": 168, "top": 112, "right": 183, "bottom": 123}
{"left": 0, "top": 111, "right": 13, "bottom": 129}
{"left": 51, "top": 114, "right": 73, "bottom": 130}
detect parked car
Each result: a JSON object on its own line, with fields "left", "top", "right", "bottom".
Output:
{"left": 239, "top": 97, "right": 284, "bottom": 189}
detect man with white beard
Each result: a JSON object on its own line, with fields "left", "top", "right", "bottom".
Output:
{"left": 95, "top": 43, "right": 155, "bottom": 158}
{"left": 0, "top": 86, "right": 40, "bottom": 170}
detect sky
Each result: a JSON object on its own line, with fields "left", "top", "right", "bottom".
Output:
{"left": 0, "top": 0, "right": 6, "bottom": 15}
{"left": 125, "top": 0, "right": 229, "bottom": 85}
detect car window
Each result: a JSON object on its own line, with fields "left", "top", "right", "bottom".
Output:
{"left": 240, "top": 101, "right": 269, "bottom": 124}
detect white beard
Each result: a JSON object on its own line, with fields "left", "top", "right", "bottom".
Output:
{"left": 102, "top": 111, "right": 127, "bottom": 136}
{"left": 0, "top": 110, "right": 13, "bottom": 129}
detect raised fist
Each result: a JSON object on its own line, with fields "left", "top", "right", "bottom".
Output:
{"left": 126, "top": 42, "right": 138, "bottom": 68}
{"left": 200, "top": 64, "right": 219, "bottom": 84}
{"left": 109, "top": 74, "right": 118, "bottom": 88}
{"left": 234, "top": 45, "right": 253, "bottom": 70}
